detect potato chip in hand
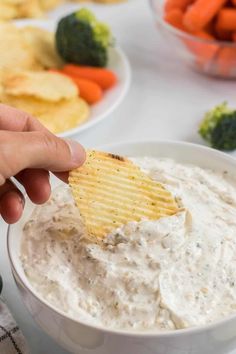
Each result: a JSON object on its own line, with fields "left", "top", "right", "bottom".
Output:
{"left": 69, "top": 150, "right": 180, "bottom": 240}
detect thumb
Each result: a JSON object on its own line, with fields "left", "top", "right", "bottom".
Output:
{"left": 0, "top": 130, "right": 86, "bottom": 180}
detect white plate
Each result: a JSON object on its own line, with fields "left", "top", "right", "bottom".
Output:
{"left": 14, "top": 19, "right": 131, "bottom": 138}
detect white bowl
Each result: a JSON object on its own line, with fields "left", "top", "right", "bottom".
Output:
{"left": 7, "top": 140, "right": 236, "bottom": 354}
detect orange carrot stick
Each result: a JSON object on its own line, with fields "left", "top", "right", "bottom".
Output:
{"left": 164, "top": 8, "right": 186, "bottom": 30}
{"left": 186, "top": 31, "right": 218, "bottom": 59}
{"left": 194, "top": 31, "right": 216, "bottom": 40}
{"left": 183, "top": 0, "right": 228, "bottom": 32}
{"left": 164, "top": 0, "right": 192, "bottom": 12}
{"left": 71, "top": 77, "right": 103, "bottom": 104}
{"left": 216, "top": 8, "right": 236, "bottom": 32}
{"left": 49, "top": 69, "right": 103, "bottom": 104}
{"left": 62, "top": 65, "right": 117, "bottom": 90}
{"left": 184, "top": 31, "right": 218, "bottom": 71}
{"left": 215, "top": 27, "right": 232, "bottom": 41}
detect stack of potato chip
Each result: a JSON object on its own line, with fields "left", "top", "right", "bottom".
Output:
{"left": 1, "top": 70, "right": 89, "bottom": 134}
{"left": 0, "top": 23, "right": 90, "bottom": 134}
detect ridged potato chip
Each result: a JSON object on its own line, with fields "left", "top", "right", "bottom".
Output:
{"left": 3, "top": 71, "right": 78, "bottom": 102}
{"left": 69, "top": 151, "right": 180, "bottom": 239}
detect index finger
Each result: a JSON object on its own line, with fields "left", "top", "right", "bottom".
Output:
{"left": 0, "top": 104, "right": 74, "bottom": 183}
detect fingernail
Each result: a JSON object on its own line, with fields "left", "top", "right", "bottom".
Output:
{"left": 65, "top": 139, "right": 86, "bottom": 166}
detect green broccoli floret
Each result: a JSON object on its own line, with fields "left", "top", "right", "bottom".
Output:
{"left": 199, "top": 102, "right": 236, "bottom": 151}
{"left": 56, "top": 8, "right": 112, "bottom": 67}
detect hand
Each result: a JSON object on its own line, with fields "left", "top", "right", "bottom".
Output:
{"left": 0, "top": 104, "right": 85, "bottom": 224}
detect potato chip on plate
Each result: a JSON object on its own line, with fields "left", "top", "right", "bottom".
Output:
{"left": 0, "top": 2, "right": 19, "bottom": 20}
{"left": 37, "top": 97, "right": 89, "bottom": 133}
{"left": 21, "top": 26, "right": 64, "bottom": 69}
{"left": 3, "top": 70, "right": 78, "bottom": 102}
{"left": 69, "top": 150, "right": 180, "bottom": 240}
{"left": 0, "top": 23, "right": 41, "bottom": 71}
{"left": 17, "top": 0, "right": 43, "bottom": 18}
{"left": 2, "top": 94, "right": 89, "bottom": 134}
{"left": 39, "top": 0, "right": 62, "bottom": 10}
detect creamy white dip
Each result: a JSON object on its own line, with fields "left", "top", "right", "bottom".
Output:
{"left": 21, "top": 158, "right": 236, "bottom": 331}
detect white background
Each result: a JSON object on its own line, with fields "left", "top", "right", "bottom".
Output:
{"left": 1, "top": 0, "right": 236, "bottom": 353}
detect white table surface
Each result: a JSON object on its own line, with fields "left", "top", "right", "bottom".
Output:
{"left": 1, "top": 0, "right": 236, "bottom": 353}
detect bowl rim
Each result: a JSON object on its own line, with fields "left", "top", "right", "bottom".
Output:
{"left": 7, "top": 139, "right": 236, "bottom": 338}
{"left": 149, "top": 0, "right": 236, "bottom": 48}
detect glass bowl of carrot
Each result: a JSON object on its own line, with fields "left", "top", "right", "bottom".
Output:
{"left": 150, "top": 0, "right": 236, "bottom": 79}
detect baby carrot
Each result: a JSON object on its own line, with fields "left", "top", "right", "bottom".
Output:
{"left": 216, "top": 8, "right": 236, "bottom": 32}
{"left": 215, "top": 27, "right": 232, "bottom": 41}
{"left": 185, "top": 31, "right": 218, "bottom": 61}
{"left": 184, "top": 31, "right": 218, "bottom": 71}
{"left": 183, "top": 0, "right": 228, "bottom": 32}
{"left": 49, "top": 69, "right": 103, "bottom": 104}
{"left": 216, "top": 47, "right": 236, "bottom": 77}
{"left": 71, "top": 77, "right": 103, "bottom": 104}
{"left": 164, "top": 0, "right": 192, "bottom": 12}
{"left": 164, "top": 8, "right": 186, "bottom": 31}
{"left": 194, "top": 31, "right": 215, "bottom": 40}
{"left": 62, "top": 65, "right": 117, "bottom": 90}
